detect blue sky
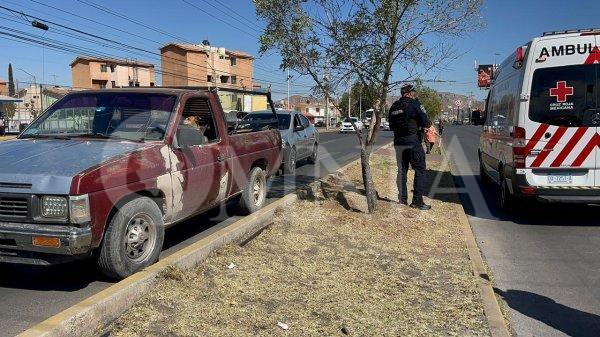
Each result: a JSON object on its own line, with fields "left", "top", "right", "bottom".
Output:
{"left": 0, "top": 0, "right": 599, "bottom": 101}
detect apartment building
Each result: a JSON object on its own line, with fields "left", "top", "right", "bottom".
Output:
{"left": 160, "top": 43, "right": 253, "bottom": 89}
{"left": 0, "top": 78, "right": 7, "bottom": 96}
{"left": 70, "top": 56, "right": 156, "bottom": 89}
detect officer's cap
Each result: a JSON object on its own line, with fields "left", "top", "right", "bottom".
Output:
{"left": 401, "top": 84, "right": 416, "bottom": 95}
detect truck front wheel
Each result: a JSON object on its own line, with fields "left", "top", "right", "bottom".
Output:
{"left": 97, "top": 197, "right": 165, "bottom": 279}
{"left": 238, "top": 166, "right": 267, "bottom": 215}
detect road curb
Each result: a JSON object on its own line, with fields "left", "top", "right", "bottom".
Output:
{"left": 18, "top": 193, "right": 298, "bottom": 337}
{"left": 439, "top": 141, "right": 511, "bottom": 337}
{"left": 19, "top": 140, "right": 394, "bottom": 337}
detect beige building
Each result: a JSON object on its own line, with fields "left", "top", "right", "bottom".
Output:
{"left": 70, "top": 57, "right": 156, "bottom": 89}
{"left": 0, "top": 78, "right": 7, "bottom": 96}
{"left": 278, "top": 95, "right": 341, "bottom": 124}
{"left": 160, "top": 43, "right": 253, "bottom": 89}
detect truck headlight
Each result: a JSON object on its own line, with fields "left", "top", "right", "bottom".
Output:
{"left": 41, "top": 196, "right": 68, "bottom": 218}
{"left": 69, "top": 195, "right": 91, "bottom": 224}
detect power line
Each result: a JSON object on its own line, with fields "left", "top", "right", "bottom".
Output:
{"left": 0, "top": 28, "right": 287, "bottom": 91}
{"left": 24, "top": 0, "right": 305, "bottom": 86}
{"left": 0, "top": 5, "right": 311, "bottom": 88}
{"left": 75, "top": 0, "right": 192, "bottom": 43}
{"left": 195, "top": 0, "right": 262, "bottom": 34}
{"left": 210, "top": 0, "right": 264, "bottom": 31}
{"left": 179, "top": 0, "right": 258, "bottom": 39}
{"left": 27, "top": 0, "right": 163, "bottom": 45}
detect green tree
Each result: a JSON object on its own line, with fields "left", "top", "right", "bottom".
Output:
{"left": 255, "top": 0, "right": 483, "bottom": 213}
{"left": 7, "top": 63, "right": 15, "bottom": 97}
{"left": 416, "top": 86, "right": 441, "bottom": 121}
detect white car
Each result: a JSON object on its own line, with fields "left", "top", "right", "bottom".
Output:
{"left": 339, "top": 117, "right": 364, "bottom": 133}
{"left": 479, "top": 28, "right": 600, "bottom": 212}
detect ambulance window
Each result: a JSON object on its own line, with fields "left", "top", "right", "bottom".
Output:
{"left": 529, "top": 65, "right": 597, "bottom": 127}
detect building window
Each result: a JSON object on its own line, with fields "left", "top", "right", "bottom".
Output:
{"left": 231, "top": 76, "right": 237, "bottom": 85}
{"left": 316, "top": 107, "right": 320, "bottom": 113}
{"left": 129, "top": 81, "right": 134, "bottom": 87}
{"left": 150, "top": 82, "right": 155, "bottom": 87}
{"left": 109, "top": 65, "right": 115, "bottom": 72}
{"left": 230, "top": 57, "right": 237, "bottom": 66}
{"left": 305, "top": 108, "right": 309, "bottom": 113}
{"left": 207, "top": 75, "right": 213, "bottom": 83}
{"left": 111, "top": 81, "right": 116, "bottom": 88}
{"left": 100, "top": 64, "right": 108, "bottom": 72}
{"left": 220, "top": 76, "right": 229, "bottom": 84}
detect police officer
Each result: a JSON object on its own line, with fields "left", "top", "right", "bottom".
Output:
{"left": 389, "top": 84, "right": 432, "bottom": 210}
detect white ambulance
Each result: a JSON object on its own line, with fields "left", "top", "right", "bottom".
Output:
{"left": 479, "top": 29, "right": 600, "bottom": 211}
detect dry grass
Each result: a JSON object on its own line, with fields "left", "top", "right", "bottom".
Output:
{"left": 108, "top": 153, "right": 489, "bottom": 337}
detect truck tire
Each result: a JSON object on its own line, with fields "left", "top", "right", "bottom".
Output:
{"left": 284, "top": 147, "right": 297, "bottom": 175}
{"left": 238, "top": 166, "right": 267, "bottom": 215}
{"left": 97, "top": 197, "right": 165, "bottom": 280}
{"left": 307, "top": 143, "right": 318, "bottom": 164}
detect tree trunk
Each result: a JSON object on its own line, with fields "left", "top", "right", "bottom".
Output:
{"left": 360, "top": 144, "right": 377, "bottom": 213}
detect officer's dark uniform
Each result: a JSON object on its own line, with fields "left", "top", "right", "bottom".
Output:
{"left": 389, "top": 87, "right": 432, "bottom": 208}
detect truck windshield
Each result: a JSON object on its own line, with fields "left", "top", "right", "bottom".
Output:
{"left": 21, "top": 92, "right": 177, "bottom": 141}
{"left": 529, "top": 64, "right": 598, "bottom": 127}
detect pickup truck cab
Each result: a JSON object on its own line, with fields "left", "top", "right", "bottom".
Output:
{"left": 0, "top": 87, "right": 282, "bottom": 279}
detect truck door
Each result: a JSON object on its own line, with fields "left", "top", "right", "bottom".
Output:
{"left": 525, "top": 35, "right": 598, "bottom": 188}
{"left": 172, "top": 97, "right": 226, "bottom": 220}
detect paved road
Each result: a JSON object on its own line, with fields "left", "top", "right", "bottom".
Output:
{"left": 0, "top": 130, "right": 394, "bottom": 337}
{"left": 443, "top": 126, "right": 600, "bottom": 337}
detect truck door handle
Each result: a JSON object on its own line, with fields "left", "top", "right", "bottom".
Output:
{"left": 217, "top": 155, "right": 225, "bottom": 162}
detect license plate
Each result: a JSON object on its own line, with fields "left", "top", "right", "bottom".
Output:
{"left": 548, "top": 174, "right": 572, "bottom": 184}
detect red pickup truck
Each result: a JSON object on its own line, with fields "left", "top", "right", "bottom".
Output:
{"left": 0, "top": 87, "right": 282, "bottom": 279}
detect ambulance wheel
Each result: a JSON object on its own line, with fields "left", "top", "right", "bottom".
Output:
{"left": 479, "top": 157, "right": 491, "bottom": 186}
{"left": 499, "top": 176, "right": 516, "bottom": 213}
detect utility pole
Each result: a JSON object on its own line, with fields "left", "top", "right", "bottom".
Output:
{"left": 348, "top": 80, "right": 351, "bottom": 118}
{"left": 325, "top": 96, "right": 330, "bottom": 130}
{"left": 287, "top": 68, "right": 290, "bottom": 110}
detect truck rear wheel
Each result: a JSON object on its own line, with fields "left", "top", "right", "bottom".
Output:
{"left": 238, "top": 166, "right": 267, "bottom": 215}
{"left": 97, "top": 197, "right": 165, "bottom": 280}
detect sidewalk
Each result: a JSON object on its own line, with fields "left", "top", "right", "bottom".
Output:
{"left": 0, "top": 135, "right": 16, "bottom": 141}
{"left": 108, "top": 151, "right": 490, "bottom": 337}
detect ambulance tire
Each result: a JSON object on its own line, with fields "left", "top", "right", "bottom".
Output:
{"left": 479, "top": 158, "right": 491, "bottom": 186}
{"left": 499, "top": 175, "right": 517, "bottom": 213}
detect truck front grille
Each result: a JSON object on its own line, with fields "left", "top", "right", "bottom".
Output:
{"left": 0, "top": 197, "right": 29, "bottom": 218}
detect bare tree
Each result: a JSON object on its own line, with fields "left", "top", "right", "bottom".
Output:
{"left": 255, "top": 0, "right": 483, "bottom": 213}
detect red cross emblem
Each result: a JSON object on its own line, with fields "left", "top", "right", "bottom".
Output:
{"left": 549, "top": 81, "right": 574, "bottom": 103}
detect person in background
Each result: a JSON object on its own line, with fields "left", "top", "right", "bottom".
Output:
{"left": 388, "top": 84, "right": 432, "bottom": 210}
{"left": 438, "top": 119, "right": 444, "bottom": 135}
{"left": 424, "top": 125, "right": 439, "bottom": 154}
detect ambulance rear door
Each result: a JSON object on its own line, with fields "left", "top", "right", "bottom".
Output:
{"left": 524, "top": 34, "right": 599, "bottom": 188}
